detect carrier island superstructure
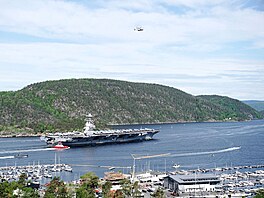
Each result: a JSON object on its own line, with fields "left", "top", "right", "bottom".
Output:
{"left": 41, "top": 114, "right": 159, "bottom": 147}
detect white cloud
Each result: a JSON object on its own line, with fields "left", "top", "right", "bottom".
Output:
{"left": 0, "top": 0, "right": 263, "bottom": 46}
{"left": 163, "top": 0, "right": 228, "bottom": 7}
{"left": 0, "top": 0, "right": 263, "bottom": 99}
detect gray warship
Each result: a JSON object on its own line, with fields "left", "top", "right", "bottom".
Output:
{"left": 41, "top": 114, "right": 159, "bottom": 147}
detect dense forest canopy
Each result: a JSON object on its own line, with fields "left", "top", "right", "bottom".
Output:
{"left": 0, "top": 78, "right": 262, "bottom": 133}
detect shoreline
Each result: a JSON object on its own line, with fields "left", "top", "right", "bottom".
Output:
{"left": 0, "top": 118, "right": 262, "bottom": 138}
{"left": 0, "top": 133, "right": 42, "bottom": 138}
{"left": 108, "top": 118, "right": 259, "bottom": 127}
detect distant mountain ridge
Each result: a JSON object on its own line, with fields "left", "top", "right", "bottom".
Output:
{"left": 0, "top": 79, "right": 262, "bottom": 133}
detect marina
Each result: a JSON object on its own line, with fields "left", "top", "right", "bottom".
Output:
{"left": 0, "top": 162, "right": 263, "bottom": 197}
{"left": 0, "top": 163, "right": 72, "bottom": 182}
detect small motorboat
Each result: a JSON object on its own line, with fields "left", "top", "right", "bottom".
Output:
{"left": 53, "top": 142, "right": 70, "bottom": 149}
{"left": 64, "top": 165, "right": 73, "bottom": 172}
{"left": 172, "top": 164, "right": 180, "bottom": 169}
{"left": 14, "top": 153, "right": 28, "bottom": 158}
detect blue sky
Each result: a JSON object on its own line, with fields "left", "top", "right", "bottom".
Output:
{"left": 0, "top": 0, "right": 263, "bottom": 100}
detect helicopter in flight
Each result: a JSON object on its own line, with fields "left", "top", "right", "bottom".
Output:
{"left": 134, "top": 26, "right": 144, "bottom": 31}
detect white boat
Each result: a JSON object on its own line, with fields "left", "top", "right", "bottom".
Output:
{"left": 64, "top": 165, "right": 73, "bottom": 172}
{"left": 172, "top": 164, "right": 180, "bottom": 169}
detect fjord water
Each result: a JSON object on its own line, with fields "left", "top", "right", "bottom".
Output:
{"left": 0, "top": 120, "right": 263, "bottom": 181}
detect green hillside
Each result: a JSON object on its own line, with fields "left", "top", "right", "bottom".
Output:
{"left": 197, "top": 95, "right": 261, "bottom": 121}
{"left": 0, "top": 79, "right": 262, "bottom": 133}
{"left": 243, "top": 100, "right": 264, "bottom": 111}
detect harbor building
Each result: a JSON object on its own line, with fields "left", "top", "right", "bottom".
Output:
{"left": 104, "top": 172, "right": 128, "bottom": 185}
{"left": 164, "top": 174, "right": 220, "bottom": 193}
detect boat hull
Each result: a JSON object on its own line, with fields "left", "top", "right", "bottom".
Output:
{"left": 44, "top": 130, "right": 159, "bottom": 147}
{"left": 42, "top": 114, "right": 160, "bottom": 147}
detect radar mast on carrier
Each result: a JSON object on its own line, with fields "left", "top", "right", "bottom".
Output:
{"left": 83, "top": 113, "right": 95, "bottom": 135}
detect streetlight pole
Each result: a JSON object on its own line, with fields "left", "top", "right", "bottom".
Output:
{"left": 131, "top": 154, "right": 136, "bottom": 182}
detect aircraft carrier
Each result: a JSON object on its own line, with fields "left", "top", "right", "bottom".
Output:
{"left": 41, "top": 114, "right": 159, "bottom": 147}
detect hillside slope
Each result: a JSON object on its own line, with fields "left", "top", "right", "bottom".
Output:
{"left": 0, "top": 79, "right": 262, "bottom": 132}
{"left": 243, "top": 100, "right": 264, "bottom": 111}
{"left": 197, "top": 95, "right": 261, "bottom": 121}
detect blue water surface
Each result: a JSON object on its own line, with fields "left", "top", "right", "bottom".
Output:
{"left": 0, "top": 120, "right": 263, "bottom": 181}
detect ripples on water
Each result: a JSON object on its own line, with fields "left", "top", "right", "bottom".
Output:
{"left": 0, "top": 120, "right": 263, "bottom": 181}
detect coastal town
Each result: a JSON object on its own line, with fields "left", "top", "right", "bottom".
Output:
{"left": 1, "top": 160, "right": 264, "bottom": 197}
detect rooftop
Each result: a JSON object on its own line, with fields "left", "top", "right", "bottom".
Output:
{"left": 104, "top": 172, "right": 126, "bottom": 181}
{"left": 169, "top": 174, "right": 220, "bottom": 184}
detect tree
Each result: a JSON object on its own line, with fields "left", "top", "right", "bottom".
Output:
{"left": 255, "top": 189, "right": 264, "bottom": 198}
{"left": 0, "top": 179, "right": 39, "bottom": 198}
{"left": 18, "top": 173, "right": 27, "bottom": 186}
{"left": 120, "top": 178, "right": 132, "bottom": 197}
{"left": 76, "top": 184, "right": 96, "bottom": 198}
{"left": 76, "top": 172, "right": 100, "bottom": 198}
{"left": 80, "top": 172, "right": 99, "bottom": 189}
{"left": 151, "top": 187, "right": 165, "bottom": 198}
{"left": 44, "top": 176, "right": 71, "bottom": 198}
{"left": 120, "top": 179, "right": 142, "bottom": 198}
{"left": 102, "top": 181, "right": 112, "bottom": 198}
{"left": 21, "top": 187, "right": 40, "bottom": 198}
{"left": 0, "top": 181, "right": 17, "bottom": 197}
{"left": 132, "top": 181, "right": 141, "bottom": 197}
{"left": 113, "top": 189, "right": 124, "bottom": 198}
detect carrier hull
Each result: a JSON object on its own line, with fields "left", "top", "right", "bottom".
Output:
{"left": 41, "top": 114, "right": 160, "bottom": 147}
{"left": 44, "top": 130, "right": 159, "bottom": 147}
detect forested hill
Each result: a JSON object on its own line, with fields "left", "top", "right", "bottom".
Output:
{"left": 197, "top": 95, "right": 262, "bottom": 121}
{"left": 0, "top": 79, "right": 262, "bottom": 133}
{"left": 242, "top": 100, "right": 264, "bottom": 112}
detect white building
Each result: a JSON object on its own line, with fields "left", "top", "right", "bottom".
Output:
{"left": 164, "top": 174, "right": 220, "bottom": 193}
